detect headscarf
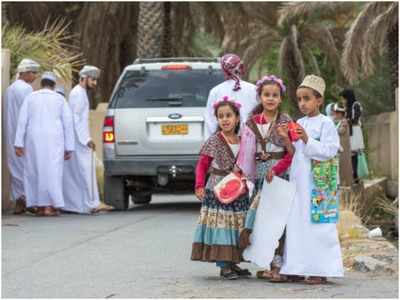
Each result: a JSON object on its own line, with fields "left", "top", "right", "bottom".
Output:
{"left": 220, "top": 54, "right": 244, "bottom": 91}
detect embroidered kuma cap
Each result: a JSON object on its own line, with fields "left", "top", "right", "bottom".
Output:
{"left": 299, "top": 74, "right": 326, "bottom": 97}
{"left": 79, "top": 65, "right": 101, "bottom": 79}
{"left": 41, "top": 71, "right": 57, "bottom": 83}
{"left": 17, "top": 58, "right": 40, "bottom": 73}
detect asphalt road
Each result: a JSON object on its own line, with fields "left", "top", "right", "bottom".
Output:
{"left": 2, "top": 194, "right": 398, "bottom": 298}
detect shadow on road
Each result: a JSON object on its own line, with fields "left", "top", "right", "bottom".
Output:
{"left": 128, "top": 201, "right": 200, "bottom": 212}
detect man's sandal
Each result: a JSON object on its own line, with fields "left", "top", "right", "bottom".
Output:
{"left": 303, "top": 276, "right": 328, "bottom": 285}
{"left": 256, "top": 270, "right": 274, "bottom": 280}
{"left": 270, "top": 275, "right": 305, "bottom": 283}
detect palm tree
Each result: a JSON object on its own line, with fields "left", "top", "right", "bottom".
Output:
{"left": 341, "top": 2, "right": 398, "bottom": 99}
{"left": 223, "top": 2, "right": 355, "bottom": 110}
{"left": 136, "top": 2, "right": 165, "bottom": 58}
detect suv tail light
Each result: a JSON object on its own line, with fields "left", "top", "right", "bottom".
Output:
{"left": 103, "top": 116, "right": 115, "bottom": 144}
{"left": 161, "top": 64, "right": 192, "bottom": 71}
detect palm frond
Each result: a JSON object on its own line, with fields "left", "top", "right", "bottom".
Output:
{"left": 303, "top": 46, "right": 321, "bottom": 76}
{"left": 341, "top": 2, "right": 389, "bottom": 83}
{"left": 278, "top": 2, "right": 356, "bottom": 27}
{"left": 362, "top": 3, "right": 399, "bottom": 78}
{"left": 302, "top": 25, "right": 345, "bottom": 84}
{"left": 2, "top": 18, "right": 85, "bottom": 81}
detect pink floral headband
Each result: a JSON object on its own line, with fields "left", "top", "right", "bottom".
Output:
{"left": 213, "top": 96, "right": 242, "bottom": 111}
{"left": 256, "top": 75, "right": 286, "bottom": 95}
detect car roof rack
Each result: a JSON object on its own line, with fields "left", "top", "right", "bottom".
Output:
{"left": 133, "top": 57, "right": 219, "bottom": 64}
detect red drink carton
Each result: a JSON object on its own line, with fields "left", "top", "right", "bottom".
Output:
{"left": 288, "top": 121, "right": 300, "bottom": 141}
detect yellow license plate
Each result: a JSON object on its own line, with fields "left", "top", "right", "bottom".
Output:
{"left": 161, "top": 124, "right": 188, "bottom": 135}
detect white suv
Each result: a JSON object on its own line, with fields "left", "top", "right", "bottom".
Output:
{"left": 103, "top": 58, "right": 224, "bottom": 209}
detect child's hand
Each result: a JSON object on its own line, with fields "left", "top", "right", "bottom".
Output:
{"left": 276, "top": 123, "right": 289, "bottom": 139}
{"left": 295, "top": 124, "right": 308, "bottom": 143}
{"left": 195, "top": 187, "right": 205, "bottom": 201}
{"left": 266, "top": 169, "right": 275, "bottom": 183}
{"left": 64, "top": 151, "right": 72, "bottom": 160}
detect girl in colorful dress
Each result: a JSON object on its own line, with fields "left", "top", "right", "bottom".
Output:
{"left": 236, "top": 75, "right": 295, "bottom": 282}
{"left": 280, "top": 75, "right": 344, "bottom": 284}
{"left": 191, "top": 96, "right": 251, "bottom": 280}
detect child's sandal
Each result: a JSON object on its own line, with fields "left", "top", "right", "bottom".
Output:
{"left": 220, "top": 269, "right": 239, "bottom": 280}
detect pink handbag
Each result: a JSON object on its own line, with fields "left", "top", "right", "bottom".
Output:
{"left": 213, "top": 172, "right": 247, "bottom": 204}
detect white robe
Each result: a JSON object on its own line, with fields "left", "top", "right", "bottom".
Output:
{"left": 204, "top": 79, "right": 258, "bottom": 139}
{"left": 5, "top": 79, "right": 33, "bottom": 201}
{"left": 63, "top": 85, "right": 100, "bottom": 213}
{"left": 14, "top": 89, "right": 75, "bottom": 208}
{"left": 280, "top": 114, "right": 344, "bottom": 277}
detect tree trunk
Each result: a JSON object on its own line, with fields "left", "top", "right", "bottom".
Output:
{"left": 74, "top": 2, "right": 139, "bottom": 108}
{"left": 137, "top": 2, "right": 165, "bottom": 59}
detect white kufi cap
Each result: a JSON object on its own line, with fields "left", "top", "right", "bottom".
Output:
{"left": 79, "top": 65, "right": 100, "bottom": 79}
{"left": 17, "top": 58, "right": 40, "bottom": 73}
{"left": 41, "top": 71, "right": 57, "bottom": 83}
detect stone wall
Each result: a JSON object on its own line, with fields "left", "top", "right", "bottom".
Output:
{"left": 364, "top": 92, "right": 398, "bottom": 197}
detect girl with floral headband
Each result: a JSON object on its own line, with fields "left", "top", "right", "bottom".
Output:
{"left": 191, "top": 97, "right": 252, "bottom": 280}
{"left": 236, "top": 75, "right": 295, "bottom": 282}
{"left": 204, "top": 54, "right": 258, "bottom": 139}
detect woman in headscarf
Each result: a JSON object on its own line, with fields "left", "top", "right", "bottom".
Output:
{"left": 339, "top": 89, "right": 364, "bottom": 182}
{"left": 204, "top": 54, "right": 258, "bottom": 139}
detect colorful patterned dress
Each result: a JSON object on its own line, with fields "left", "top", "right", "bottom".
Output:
{"left": 191, "top": 132, "right": 250, "bottom": 264}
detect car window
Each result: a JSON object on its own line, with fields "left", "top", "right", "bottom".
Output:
{"left": 111, "top": 69, "right": 224, "bottom": 108}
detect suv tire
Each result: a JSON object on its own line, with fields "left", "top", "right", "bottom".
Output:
{"left": 132, "top": 191, "right": 152, "bottom": 205}
{"left": 104, "top": 174, "right": 129, "bottom": 210}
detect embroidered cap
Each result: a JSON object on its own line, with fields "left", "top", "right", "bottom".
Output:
{"left": 299, "top": 74, "right": 326, "bottom": 97}
{"left": 17, "top": 58, "right": 40, "bottom": 73}
{"left": 79, "top": 65, "right": 101, "bottom": 79}
{"left": 41, "top": 71, "right": 57, "bottom": 83}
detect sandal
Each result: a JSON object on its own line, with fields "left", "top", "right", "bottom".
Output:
{"left": 36, "top": 207, "right": 46, "bottom": 217}
{"left": 270, "top": 274, "right": 305, "bottom": 283}
{"left": 43, "top": 207, "right": 57, "bottom": 217}
{"left": 220, "top": 268, "right": 239, "bottom": 280}
{"left": 231, "top": 264, "right": 252, "bottom": 277}
{"left": 303, "top": 276, "right": 327, "bottom": 285}
{"left": 14, "top": 197, "right": 26, "bottom": 215}
{"left": 256, "top": 270, "right": 274, "bottom": 280}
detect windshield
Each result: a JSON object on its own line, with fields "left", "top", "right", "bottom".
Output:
{"left": 112, "top": 69, "right": 224, "bottom": 108}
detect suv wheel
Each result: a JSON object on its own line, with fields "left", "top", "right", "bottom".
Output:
{"left": 104, "top": 174, "right": 129, "bottom": 210}
{"left": 132, "top": 191, "right": 152, "bottom": 205}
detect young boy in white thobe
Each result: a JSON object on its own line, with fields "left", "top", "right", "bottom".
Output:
{"left": 62, "top": 65, "right": 104, "bottom": 214}
{"left": 5, "top": 58, "right": 40, "bottom": 214}
{"left": 14, "top": 72, "right": 75, "bottom": 216}
{"left": 279, "top": 75, "right": 344, "bottom": 284}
